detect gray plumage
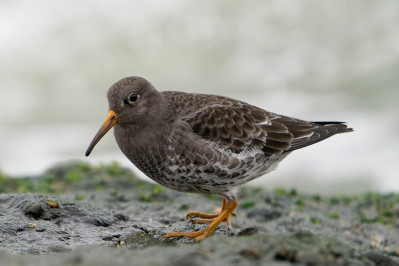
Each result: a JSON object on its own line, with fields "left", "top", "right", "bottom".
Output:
{"left": 97, "top": 76, "right": 352, "bottom": 201}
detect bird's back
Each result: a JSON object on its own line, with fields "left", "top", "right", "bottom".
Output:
{"left": 149, "top": 91, "right": 353, "bottom": 197}
{"left": 162, "top": 91, "right": 352, "bottom": 156}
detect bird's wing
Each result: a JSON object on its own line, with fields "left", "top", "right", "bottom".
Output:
{"left": 182, "top": 102, "right": 351, "bottom": 156}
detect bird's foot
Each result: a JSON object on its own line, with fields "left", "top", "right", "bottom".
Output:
{"left": 186, "top": 198, "right": 236, "bottom": 229}
{"left": 163, "top": 198, "right": 238, "bottom": 242}
{"left": 190, "top": 217, "right": 233, "bottom": 229}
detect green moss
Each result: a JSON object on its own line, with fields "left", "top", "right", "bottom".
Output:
{"left": 179, "top": 204, "right": 189, "bottom": 211}
{"left": 0, "top": 172, "right": 6, "bottom": 191}
{"left": 310, "top": 216, "right": 322, "bottom": 225}
{"left": 0, "top": 173, "right": 25, "bottom": 193}
{"left": 289, "top": 189, "right": 297, "bottom": 196}
{"left": 312, "top": 194, "right": 322, "bottom": 202}
{"left": 204, "top": 194, "right": 220, "bottom": 200}
{"left": 341, "top": 196, "right": 353, "bottom": 205}
{"left": 105, "top": 162, "right": 124, "bottom": 176}
{"left": 65, "top": 170, "right": 83, "bottom": 184}
{"left": 16, "top": 179, "right": 35, "bottom": 193}
{"left": 78, "top": 162, "right": 91, "bottom": 172}
{"left": 251, "top": 187, "right": 262, "bottom": 194}
{"left": 357, "top": 192, "right": 397, "bottom": 226}
{"left": 152, "top": 185, "right": 165, "bottom": 195}
{"left": 75, "top": 195, "right": 85, "bottom": 201}
{"left": 139, "top": 194, "right": 152, "bottom": 202}
{"left": 241, "top": 201, "right": 256, "bottom": 208}
{"left": 360, "top": 215, "right": 384, "bottom": 224}
{"left": 296, "top": 199, "right": 306, "bottom": 211}
{"left": 110, "top": 189, "right": 121, "bottom": 197}
{"left": 0, "top": 161, "right": 144, "bottom": 194}
{"left": 296, "top": 199, "right": 306, "bottom": 206}
{"left": 330, "top": 197, "right": 340, "bottom": 205}
{"left": 274, "top": 188, "right": 286, "bottom": 196}
{"left": 328, "top": 213, "right": 340, "bottom": 219}
{"left": 133, "top": 181, "right": 149, "bottom": 191}
{"left": 37, "top": 178, "right": 54, "bottom": 193}
{"left": 382, "top": 209, "right": 393, "bottom": 218}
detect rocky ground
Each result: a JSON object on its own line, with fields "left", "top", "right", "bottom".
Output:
{"left": 0, "top": 161, "right": 398, "bottom": 265}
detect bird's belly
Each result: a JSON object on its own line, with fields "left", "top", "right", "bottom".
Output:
{"left": 123, "top": 137, "right": 288, "bottom": 195}
{"left": 158, "top": 143, "right": 289, "bottom": 195}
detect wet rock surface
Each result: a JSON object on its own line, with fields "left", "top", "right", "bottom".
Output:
{"left": 0, "top": 161, "right": 398, "bottom": 265}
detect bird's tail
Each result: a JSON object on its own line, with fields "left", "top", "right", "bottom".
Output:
{"left": 284, "top": 121, "right": 353, "bottom": 152}
{"left": 312, "top": 121, "right": 353, "bottom": 133}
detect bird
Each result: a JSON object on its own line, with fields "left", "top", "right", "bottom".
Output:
{"left": 85, "top": 76, "right": 352, "bottom": 242}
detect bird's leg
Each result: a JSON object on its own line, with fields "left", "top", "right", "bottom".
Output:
{"left": 163, "top": 198, "right": 238, "bottom": 242}
{"left": 188, "top": 198, "right": 236, "bottom": 229}
{"left": 186, "top": 197, "right": 228, "bottom": 219}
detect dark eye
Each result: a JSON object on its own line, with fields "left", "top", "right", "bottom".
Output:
{"left": 128, "top": 93, "right": 139, "bottom": 103}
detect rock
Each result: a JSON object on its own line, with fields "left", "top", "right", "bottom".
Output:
{"left": 0, "top": 162, "right": 398, "bottom": 265}
{"left": 362, "top": 251, "right": 399, "bottom": 266}
{"left": 274, "top": 248, "right": 298, "bottom": 262}
{"left": 246, "top": 207, "right": 282, "bottom": 222}
{"left": 239, "top": 248, "right": 262, "bottom": 260}
{"left": 237, "top": 227, "right": 259, "bottom": 236}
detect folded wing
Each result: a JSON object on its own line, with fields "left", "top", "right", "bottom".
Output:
{"left": 182, "top": 101, "right": 352, "bottom": 157}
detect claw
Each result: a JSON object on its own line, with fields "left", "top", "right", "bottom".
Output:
{"left": 187, "top": 217, "right": 197, "bottom": 223}
{"left": 163, "top": 198, "right": 238, "bottom": 242}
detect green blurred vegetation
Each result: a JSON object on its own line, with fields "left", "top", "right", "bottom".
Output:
{"left": 0, "top": 161, "right": 171, "bottom": 204}
{"left": 0, "top": 161, "right": 143, "bottom": 194}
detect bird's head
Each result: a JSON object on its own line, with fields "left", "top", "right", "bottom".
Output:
{"left": 85, "top": 76, "right": 160, "bottom": 156}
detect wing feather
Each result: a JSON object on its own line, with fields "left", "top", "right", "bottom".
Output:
{"left": 178, "top": 94, "right": 352, "bottom": 156}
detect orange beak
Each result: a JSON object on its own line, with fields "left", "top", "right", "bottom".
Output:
{"left": 85, "top": 109, "right": 118, "bottom": 156}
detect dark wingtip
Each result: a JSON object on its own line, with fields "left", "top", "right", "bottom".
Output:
{"left": 312, "top": 121, "right": 354, "bottom": 133}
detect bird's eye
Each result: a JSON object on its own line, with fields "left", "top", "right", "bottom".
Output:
{"left": 128, "top": 93, "right": 139, "bottom": 103}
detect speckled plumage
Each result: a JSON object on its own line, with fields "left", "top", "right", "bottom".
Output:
{"left": 86, "top": 76, "right": 352, "bottom": 241}
{"left": 90, "top": 76, "right": 352, "bottom": 200}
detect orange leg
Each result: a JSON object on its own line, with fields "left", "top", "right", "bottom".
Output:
{"left": 163, "top": 198, "right": 238, "bottom": 242}
{"left": 186, "top": 198, "right": 236, "bottom": 228}
{"left": 187, "top": 198, "right": 227, "bottom": 219}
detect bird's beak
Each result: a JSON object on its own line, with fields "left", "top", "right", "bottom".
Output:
{"left": 85, "top": 109, "right": 118, "bottom": 156}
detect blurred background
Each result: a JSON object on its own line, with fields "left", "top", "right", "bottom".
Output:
{"left": 0, "top": 0, "right": 398, "bottom": 194}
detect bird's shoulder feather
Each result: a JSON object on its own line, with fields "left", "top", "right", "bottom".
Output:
{"left": 164, "top": 91, "right": 351, "bottom": 156}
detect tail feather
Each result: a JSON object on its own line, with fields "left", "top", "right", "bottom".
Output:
{"left": 284, "top": 121, "right": 353, "bottom": 152}
{"left": 312, "top": 121, "right": 353, "bottom": 133}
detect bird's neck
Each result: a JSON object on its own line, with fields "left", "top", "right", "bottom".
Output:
{"left": 114, "top": 112, "right": 171, "bottom": 152}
